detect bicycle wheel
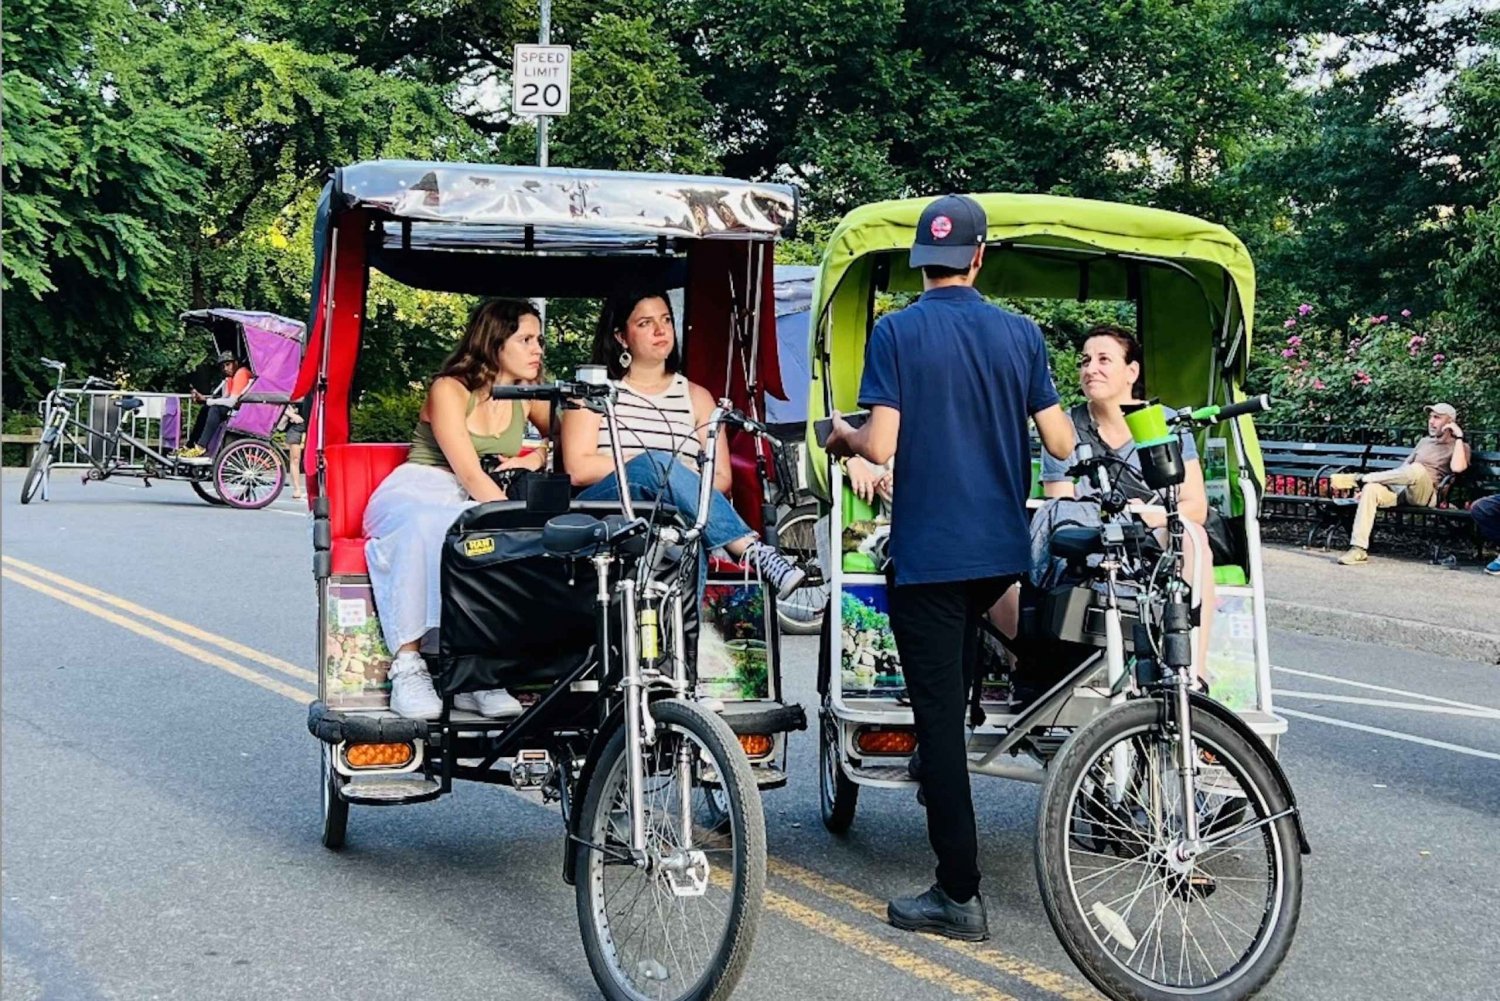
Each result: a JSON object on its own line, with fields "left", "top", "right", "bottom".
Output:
{"left": 320, "top": 742, "right": 348, "bottom": 851}
{"left": 1036, "top": 699, "right": 1302, "bottom": 1001}
{"left": 775, "top": 504, "right": 827, "bottom": 634}
{"left": 20, "top": 443, "right": 53, "bottom": 504}
{"left": 213, "top": 438, "right": 285, "bottom": 509}
{"left": 818, "top": 705, "right": 858, "bottom": 833}
{"left": 191, "top": 479, "right": 226, "bottom": 506}
{"left": 575, "top": 698, "right": 766, "bottom": 1001}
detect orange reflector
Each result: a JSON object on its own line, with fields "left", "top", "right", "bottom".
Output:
{"left": 738, "top": 734, "right": 774, "bottom": 758}
{"left": 344, "top": 742, "right": 414, "bottom": 768}
{"left": 855, "top": 727, "right": 917, "bottom": 755}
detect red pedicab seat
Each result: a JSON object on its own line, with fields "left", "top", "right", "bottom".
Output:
{"left": 322, "top": 443, "right": 411, "bottom": 576}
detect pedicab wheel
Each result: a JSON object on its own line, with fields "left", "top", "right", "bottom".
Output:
{"left": 818, "top": 706, "right": 858, "bottom": 834}
{"left": 320, "top": 743, "right": 349, "bottom": 851}
{"left": 213, "top": 438, "right": 285, "bottom": 509}
{"left": 1035, "top": 700, "right": 1302, "bottom": 1001}
{"left": 20, "top": 447, "right": 51, "bottom": 504}
{"left": 774, "top": 503, "right": 828, "bottom": 635}
{"left": 574, "top": 698, "right": 765, "bottom": 1001}
{"left": 190, "top": 479, "right": 226, "bottom": 506}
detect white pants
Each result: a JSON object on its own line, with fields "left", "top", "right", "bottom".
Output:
{"left": 363, "top": 464, "right": 475, "bottom": 653}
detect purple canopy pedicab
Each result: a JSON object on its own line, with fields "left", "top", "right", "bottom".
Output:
{"left": 19, "top": 308, "right": 303, "bottom": 509}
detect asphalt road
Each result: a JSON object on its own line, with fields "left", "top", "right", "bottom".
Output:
{"left": 3, "top": 470, "right": 1498, "bottom": 1001}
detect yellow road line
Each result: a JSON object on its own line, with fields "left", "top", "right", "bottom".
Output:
{"left": 1, "top": 554, "right": 316, "bottom": 684}
{"left": 762, "top": 888, "right": 1022, "bottom": 1001}
{"left": 770, "top": 858, "right": 1097, "bottom": 999}
{"left": 1, "top": 568, "right": 313, "bottom": 704}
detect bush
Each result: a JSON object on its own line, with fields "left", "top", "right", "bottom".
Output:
{"left": 1247, "top": 303, "right": 1499, "bottom": 431}
{"left": 2, "top": 409, "right": 42, "bottom": 467}
{"left": 350, "top": 387, "right": 425, "bottom": 443}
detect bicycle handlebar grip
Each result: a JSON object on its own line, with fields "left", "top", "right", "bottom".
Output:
{"left": 491, "top": 385, "right": 553, "bottom": 400}
{"left": 1216, "top": 394, "right": 1272, "bottom": 422}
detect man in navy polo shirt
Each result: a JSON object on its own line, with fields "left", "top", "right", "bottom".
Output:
{"left": 826, "top": 194, "right": 1075, "bottom": 941}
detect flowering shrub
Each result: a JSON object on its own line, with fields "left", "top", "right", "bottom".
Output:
{"left": 1248, "top": 304, "right": 1498, "bottom": 428}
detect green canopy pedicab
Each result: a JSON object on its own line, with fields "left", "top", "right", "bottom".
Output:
{"left": 806, "top": 194, "right": 1306, "bottom": 1001}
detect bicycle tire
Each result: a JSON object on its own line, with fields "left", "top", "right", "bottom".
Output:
{"left": 20, "top": 444, "right": 52, "bottom": 504}
{"left": 191, "top": 479, "right": 226, "bottom": 506}
{"left": 1036, "top": 698, "right": 1302, "bottom": 1001}
{"left": 213, "top": 438, "right": 285, "bottom": 509}
{"left": 775, "top": 503, "right": 828, "bottom": 634}
{"left": 574, "top": 697, "right": 765, "bottom": 1001}
{"left": 320, "top": 743, "right": 349, "bottom": 851}
{"left": 818, "top": 705, "right": 859, "bottom": 833}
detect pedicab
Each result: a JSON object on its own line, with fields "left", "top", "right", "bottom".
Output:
{"left": 19, "top": 310, "right": 302, "bottom": 508}
{"left": 805, "top": 194, "right": 1307, "bottom": 1001}
{"left": 296, "top": 160, "right": 808, "bottom": 1001}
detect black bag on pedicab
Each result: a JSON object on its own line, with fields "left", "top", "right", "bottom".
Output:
{"left": 438, "top": 500, "right": 700, "bottom": 695}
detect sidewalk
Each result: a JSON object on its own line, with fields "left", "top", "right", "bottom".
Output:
{"left": 1262, "top": 543, "right": 1500, "bottom": 664}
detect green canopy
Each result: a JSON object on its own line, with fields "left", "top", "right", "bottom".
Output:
{"left": 807, "top": 193, "right": 1264, "bottom": 498}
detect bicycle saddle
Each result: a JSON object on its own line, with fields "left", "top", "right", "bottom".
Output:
{"left": 115, "top": 397, "right": 144, "bottom": 412}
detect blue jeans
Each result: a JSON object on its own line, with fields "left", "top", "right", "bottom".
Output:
{"left": 578, "top": 451, "right": 755, "bottom": 550}
{"left": 1472, "top": 494, "right": 1500, "bottom": 545}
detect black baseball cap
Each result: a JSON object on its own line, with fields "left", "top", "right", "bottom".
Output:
{"left": 909, "top": 194, "right": 987, "bottom": 270}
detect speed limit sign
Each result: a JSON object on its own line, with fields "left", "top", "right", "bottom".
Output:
{"left": 512, "top": 44, "right": 572, "bottom": 116}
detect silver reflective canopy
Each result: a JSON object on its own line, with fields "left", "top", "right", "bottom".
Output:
{"left": 335, "top": 160, "right": 797, "bottom": 241}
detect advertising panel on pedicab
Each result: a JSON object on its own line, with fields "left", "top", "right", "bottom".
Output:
{"left": 698, "top": 583, "right": 773, "bottom": 700}
{"left": 1207, "top": 590, "right": 1259, "bottom": 712}
{"left": 324, "top": 581, "right": 394, "bottom": 709}
{"left": 840, "top": 585, "right": 904, "bottom": 697}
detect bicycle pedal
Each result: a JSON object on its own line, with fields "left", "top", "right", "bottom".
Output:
{"left": 509, "top": 749, "right": 553, "bottom": 789}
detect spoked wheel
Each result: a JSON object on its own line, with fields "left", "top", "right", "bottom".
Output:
{"left": 818, "top": 706, "right": 858, "bottom": 833}
{"left": 775, "top": 503, "right": 828, "bottom": 635}
{"left": 190, "top": 479, "right": 226, "bottom": 505}
{"left": 575, "top": 698, "right": 765, "bottom": 1001}
{"left": 320, "top": 743, "right": 349, "bottom": 851}
{"left": 213, "top": 438, "right": 285, "bottom": 509}
{"left": 20, "top": 443, "right": 52, "bottom": 504}
{"left": 1036, "top": 699, "right": 1302, "bottom": 1001}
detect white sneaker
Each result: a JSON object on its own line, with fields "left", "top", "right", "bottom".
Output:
{"left": 454, "top": 688, "right": 523, "bottom": 718}
{"left": 388, "top": 653, "right": 443, "bottom": 720}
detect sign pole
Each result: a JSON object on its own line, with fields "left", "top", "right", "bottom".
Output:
{"left": 537, "top": 0, "right": 550, "bottom": 169}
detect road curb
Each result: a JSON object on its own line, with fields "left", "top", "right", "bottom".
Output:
{"left": 1267, "top": 597, "right": 1500, "bottom": 666}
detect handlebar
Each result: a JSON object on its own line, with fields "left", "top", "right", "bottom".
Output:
{"left": 491, "top": 381, "right": 614, "bottom": 403}
{"left": 41, "top": 358, "right": 65, "bottom": 372}
{"left": 1172, "top": 394, "right": 1272, "bottom": 426}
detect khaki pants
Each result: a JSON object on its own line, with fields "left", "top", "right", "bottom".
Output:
{"left": 1350, "top": 465, "right": 1435, "bottom": 549}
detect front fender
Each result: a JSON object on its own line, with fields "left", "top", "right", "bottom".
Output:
{"left": 1181, "top": 691, "right": 1310, "bottom": 855}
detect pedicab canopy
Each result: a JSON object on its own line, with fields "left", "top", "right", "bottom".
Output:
{"left": 292, "top": 161, "right": 798, "bottom": 459}
{"left": 180, "top": 309, "right": 305, "bottom": 439}
{"left": 806, "top": 193, "right": 1265, "bottom": 499}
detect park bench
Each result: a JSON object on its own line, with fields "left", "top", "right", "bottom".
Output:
{"left": 1263, "top": 437, "right": 1500, "bottom": 558}
{"left": 1, "top": 431, "right": 43, "bottom": 468}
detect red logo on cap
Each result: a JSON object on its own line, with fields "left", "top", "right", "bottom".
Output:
{"left": 930, "top": 215, "right": 953, "bottom": 240}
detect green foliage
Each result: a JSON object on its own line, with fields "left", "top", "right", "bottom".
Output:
{"left": 349, "top": 387, "right": 424, "bottom": 444}
{"left": 2, "top": 409, "right": 44, "bottom": 467}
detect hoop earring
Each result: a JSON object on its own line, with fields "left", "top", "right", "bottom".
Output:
{"left": 618, "top": 349, "right": 633, "bottom": 370}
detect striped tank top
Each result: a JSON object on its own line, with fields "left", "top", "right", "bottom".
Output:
{"left": 599, "top": 373, "right": 700, "bottom": 465}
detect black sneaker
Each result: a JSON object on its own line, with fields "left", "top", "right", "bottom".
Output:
{"left": 750, "top": 542, "right": 807, "bottom": 600}
{"left": 887, "top": 884, "right": 989, "bottom": 942}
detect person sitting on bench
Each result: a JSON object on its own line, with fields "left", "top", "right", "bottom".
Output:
{"left": 1339, "top": 403, "right": 1470, "bottom": 565}
{"left": 178, "top": 350, "right": 252, "bottom": 458}
{"left": 1468, "top": 492, "right": 1500, "bottom": 577}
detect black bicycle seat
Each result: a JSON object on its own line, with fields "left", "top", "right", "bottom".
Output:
{"left": 1052, "top": 526, "right": 1104, "bottom": 562}
{"left": 115, "top": 397, "right": 144, "bottom": 412}
{"left": 542, "top": 513, "right": 609, "bottom": 557}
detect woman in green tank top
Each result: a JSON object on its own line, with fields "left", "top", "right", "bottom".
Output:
{"left": 363, "top": 299, "right": 551, "bottom": 720}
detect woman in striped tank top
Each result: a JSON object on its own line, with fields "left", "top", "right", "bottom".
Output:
{"left": 561, "top": 289, "right": 806, "bottom": 599}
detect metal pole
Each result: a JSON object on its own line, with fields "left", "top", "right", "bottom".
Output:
{"left": 536, "top": 0, "right": 551, "bottom": 334}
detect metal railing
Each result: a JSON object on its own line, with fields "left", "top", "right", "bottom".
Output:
{"left": 1259, "top": 422, "right": 1500, "bottom": 454}
{"left": 39, "top": 391, "right": 199, "bottom": 468}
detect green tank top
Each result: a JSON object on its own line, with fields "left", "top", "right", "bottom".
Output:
{"left": 408, "top": 391, "right": 525, "bottom": 469}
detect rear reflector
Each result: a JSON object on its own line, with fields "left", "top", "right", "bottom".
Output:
{"left": 855, "top": 727, "right": 916, "bottom": 755}
{"left": 738, "top": 734, "right": 774, "bottom": 758}
{"left": 344, "top": 742, "right": 414, "bottom": 768}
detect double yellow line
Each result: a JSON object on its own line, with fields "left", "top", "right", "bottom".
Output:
{"left": 0, "top": 553, "right": 1097, "bottom": 1001}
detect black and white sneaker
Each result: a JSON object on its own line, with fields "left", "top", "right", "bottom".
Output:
{"left": 748, "top": 542, "right": 807, "bottom": 600}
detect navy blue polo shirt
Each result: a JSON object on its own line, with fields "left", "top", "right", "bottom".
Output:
{"left": 858, "top": 286, "right": 1060, "bottom": 585}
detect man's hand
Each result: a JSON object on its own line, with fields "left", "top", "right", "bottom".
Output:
{"left": 824, "top": 411, "right": 859, "bottom": 458}
{"left": 191, "top": 389, "right": 205, "bottom": 403}
{"left": 1446, "top": 422, "right": 1464, "bottom": 440}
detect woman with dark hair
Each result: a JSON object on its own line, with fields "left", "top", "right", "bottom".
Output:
{"left": 364, "top": 299, "right": 549, "bottom": 719}
{"left": 560, "top": 289, "right": 806, "bottom": 598}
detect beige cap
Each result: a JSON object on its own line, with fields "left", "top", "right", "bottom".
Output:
{"left": 1426, "top": 403, "right": 1457, "bottom": 419}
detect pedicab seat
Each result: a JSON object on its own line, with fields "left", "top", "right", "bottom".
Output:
{"left": 324, "top": 443, "right": 412, "bottom": 576}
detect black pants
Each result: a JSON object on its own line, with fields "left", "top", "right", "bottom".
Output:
{"left": 1473, "top": 494, "right": 1500, "bottom": 545}
{"left": 189, "top": 405, "right": 230, "bottom": 449}
{"left": 887, "top": 573, "right": 1021, "bottom": 903}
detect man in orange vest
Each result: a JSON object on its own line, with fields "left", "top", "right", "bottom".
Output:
{"left": 179, "top": 350, "right": 252, "bottom": 458}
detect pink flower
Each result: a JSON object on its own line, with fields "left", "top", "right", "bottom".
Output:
{"left": 1408, "top": 335, "right": 1425, "bottom": 349}
{"left": 1377, "top": 314, "right": 1389, "bottom": 323}
{"left": 1298, "top": 303, "right": 1313, "bottom": 316}
{"left": 1281, "top": 348, "right": 1297, "bottom": 358}
{"left": 1287, "top": 335, "right": 1303, "bottom": 347}
{"left": 1433, "top": 353, "right": 1446, "bottom": 367}
{"left": 1401, "top": 309, "right": 1412, "bottom": 318}
{"left": 1284, "top": 318, "right": 1297, "bottom": 329}
{"left": 1353, "top": 371, "right": 1372, "bottom": 386}
{"left": 1312, "top": 378, "right": 1326, "bottom": 390}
